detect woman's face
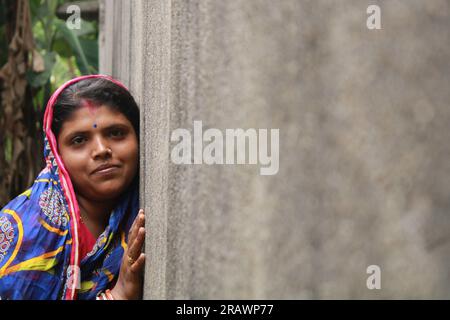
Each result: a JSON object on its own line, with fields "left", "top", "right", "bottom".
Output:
{"left": 57, "top": 104, "right": 138, "bottom": 202}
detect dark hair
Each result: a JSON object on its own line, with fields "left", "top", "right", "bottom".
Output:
{"left": 52, "top": 78, "right": 140, "bottom": 139}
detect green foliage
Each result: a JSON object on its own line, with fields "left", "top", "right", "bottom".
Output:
{"left": 27, "top": 52, "right": 57, "bottom": 87}
{"left": 27, "top": 0, "right": 98, "bottom": 105}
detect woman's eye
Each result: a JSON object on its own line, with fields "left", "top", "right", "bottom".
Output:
{"left": 71, "top": 136, "right": 86, "bottom": 145}
{"left": 110, "top": 129, "right": 125, "bottom": 138}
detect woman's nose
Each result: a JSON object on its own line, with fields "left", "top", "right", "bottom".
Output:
{"left": 92, "top": 137, "right": 112, "bottom": 159}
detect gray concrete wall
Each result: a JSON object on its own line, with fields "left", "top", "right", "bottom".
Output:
{"left": 100, "top": 0, "right": 450, "bottom": 299}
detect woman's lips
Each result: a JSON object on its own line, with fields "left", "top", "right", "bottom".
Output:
{"left": 92, "top": 165, "right": 120, "bottom": 176}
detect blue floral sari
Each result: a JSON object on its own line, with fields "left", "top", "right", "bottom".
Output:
{"left": 0, "top": 75, "right": 139, "bottom": 300}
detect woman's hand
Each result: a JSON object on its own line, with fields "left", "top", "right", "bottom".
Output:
{"left": 111, "top": 209, "right": 146, "bottom": 300}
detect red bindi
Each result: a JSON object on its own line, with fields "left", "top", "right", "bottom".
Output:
{"left": 80, "top": 99, "right": 98, "bottom": 115}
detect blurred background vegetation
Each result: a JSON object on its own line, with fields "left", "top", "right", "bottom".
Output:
{"left": 0, "top": 0, "right": 99, "bottom": 206}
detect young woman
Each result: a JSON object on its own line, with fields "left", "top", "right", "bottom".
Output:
{"left": 0, "top": 75, "right": 145, "bottom": 300}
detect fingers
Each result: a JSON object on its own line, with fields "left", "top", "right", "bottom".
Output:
{"left": 124, "top": 209, "right": 146, "bottom": 278}
{"left": 128, "top": 226, "right": 145, "bottom": 262}
{"left": 128, "top": 211, "right": 139, "bottom": 241}
{"left": 129, "top": 209, "right": 145, "bottom": 244}
{"left": 129, "top": 209, "right": 143, "bottom": 239}
{"left": 130, "top": 253, "right": 145, "bottom": 274}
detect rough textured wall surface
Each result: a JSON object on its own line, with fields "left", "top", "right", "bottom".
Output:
{"left": 100, "top": 0, "right": 450, "bottom": 299}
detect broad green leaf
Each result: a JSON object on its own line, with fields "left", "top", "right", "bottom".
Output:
{"left": 54, "top": 19, "right": 89, "bottom": 74}
{"left": 53, "top": 54, "right": 79, "bottom": 87}
{"left": 48, "top": 0, "right": 59, "bottom": 14}
{"left": 73, "top": 20, "right": 96, "bottom": 37}
{"left": 79, "top": 38, "right": 98, "bottom": 71}
{"left": 52, "top": 37, "right": 73, "bottom": 58}
{"left": 30, "top": 0, "right": 49, "bottom": 21}
{"left": 26, "top": 52, "right": 56, "bottom": 88}
{"left": 32, "top": 20, "right": 47, "bottom": 50}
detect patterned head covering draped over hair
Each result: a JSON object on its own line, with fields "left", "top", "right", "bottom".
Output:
{"left": 0, "top": 75, "right": 139, "bottom": 300}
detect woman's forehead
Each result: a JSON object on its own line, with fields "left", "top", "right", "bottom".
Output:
{"left": 59, "top": 104, "right": 131, "bottom": 132}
